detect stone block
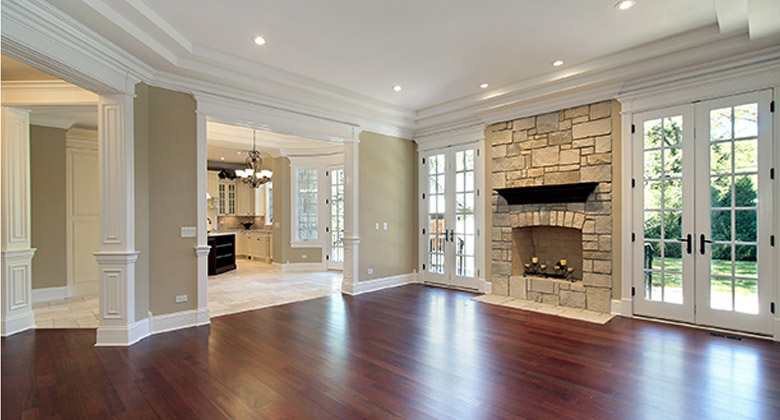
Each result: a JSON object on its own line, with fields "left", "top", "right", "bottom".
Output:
{"left": 536, "top": 112, "right": 560, "bottom": 134}
{"left": 583, "top": 272, "right": 611, "bottom": 287}
{"left": 560, "top": 120, "right": 572, "bottom": 130}
{"left": 493, "top": 130, "right": 512, "bottom": 145}
{"left": 491, "top": 275, "right": 509, "bottom": 296}
{"left": 494, "top": 213, "right": 510, "bottom": 227}
{"left": 492, "top": 172, "right": 506, "bottom": 189}
{"left": 560, "top": 164, "right": 579, "bottom": 172}
{"left": 532, "top": 146, "right": 559, "bottom": 167}
{"left": 543, "top": 171, "right": 579, "bottom": 185}
{"left": 582, "top": 259, "right": 593, "bottom": 272}
{"left": 527, "top": 292, "right": 543, "bottom": 303}
{"left": 564, "top": 211, "right": 574, "bottom": 227}
{"left": 595, "top": 135, "right": 612, "bottom": 153}
{"left": 583, "top": 241, "right": 599, "bottom": 251}
{"left": 528, "top": 168, "right": 545, "bottom": 178}
{"left": 493, "top": 145, "right": 507, "bottom": 158}
{"left": 513, "top": 117, "right": 535, "bottom": 131}
{"left": 512, "top": 130, "right": 528, "bottom": 143}
{"left": 593, "top": 259, "right": 612, "bottom": 274}
{"left": 529, "top": 279, "right": 556, "bottom": 294}
{"left": 559, "top": 290, "right": 586, "bottom": 309}
{"left": 559, "top": 149, "right": 580, "bottom": 165}
{"left": 573, "top": 212, "right": 585, "bottom": 229}
{"left": 564, "top": 105, "right": 590, "bottom": 120}
{"left": 493, "top": 156, "right": 526, "bottom": 171}
{"left": 549, "top": 130, "right": 572, "bottom": 145}
{"left": 508, "top": 276, "right": 527, "bottom": 299}
{"left": 507, "top": 179, "right": 535, "bottom": 188}
{"left": 586, "top": 287, "right": 612, "bottom": 313}
{"left": 598, "top": 235, "right": 612, "bottom": 252}
{"left": 573, "top": 118, "right": 611, "bottom": 139}
{"left": 580, "top": 164, "right": 612, "bottom": 182}
{"left": 542, "top": 294, "right": 559, "bottom": 305}
{"left": 571, "top": 281, "right": 586, "bottom": 291}
{"left": 582, "top": 220, "right": 595, "bottom": 233}
{"left": 583, "top": 251, "right": 611, "bottom": 260}
{"left": 572, "top": 138, "right": 595, "bottom": 149}
{"left": 587, "top": 153, "right": 612, "bottom": 165}
{"left": 490, "top": 122, "right": 508, "bottom": 132}
{"left": 590, "top": 101, "right": 612, "bottom": 120}
{"left": 594, "top": 215, "right": 611, "bottom": 234}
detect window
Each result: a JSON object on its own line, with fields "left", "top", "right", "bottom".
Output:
{"left": 265, "top": 182, "right": 273, "bottom": 225}
{"left": 330, "top": 169, "right": 344, "bottom": 263}
{"left": 295, "top": 168, "right": 318, "bottom": 241}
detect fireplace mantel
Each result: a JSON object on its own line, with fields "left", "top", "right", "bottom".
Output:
{"left": 494, "top": 182, "right": 598, "bottom": 205}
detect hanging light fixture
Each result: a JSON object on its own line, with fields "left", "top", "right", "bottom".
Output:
{"left": 235, "top": 130, "right": 273, "bottom": 188}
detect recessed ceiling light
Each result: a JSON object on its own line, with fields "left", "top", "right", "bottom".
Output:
{"left": 220, "top": 156, "right": 225, "bottom": 160}
{"left": 237, "top": 151, "right": 242, "bottom": 155}
{"left": 615, "top": 0, "right": 635, "bottom": 10}
{"left": 253, "top": 35, "right": 266, "bottom": 46}
{"left": 393, "top": 85, "right": 402, "bottom": 92}
{"left": 552, "top": 60, "right": 564, "bottom": 67}
{"left": 480, "top": 83, "right": 489, "bottom": 89}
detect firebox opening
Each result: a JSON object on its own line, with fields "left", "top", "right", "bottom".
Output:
{"left": 512, "top": 226, "right": 583, "bottom": 280}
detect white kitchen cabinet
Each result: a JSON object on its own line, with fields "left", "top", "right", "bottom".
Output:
{"left": 218, "top": 180, "right": 236, "bottom": 215}
{"left": 207, "top": 171, "right": 219, "bottom": 201}
{"left": 236, "top": 182, "right": 253, "bottom": 216}
{"left": 239, "top": 230, "right": 272, "bottom": 262}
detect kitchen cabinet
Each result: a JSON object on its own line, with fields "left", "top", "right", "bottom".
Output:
{"left": 235, "top": 182, "right": 266, "bottom": 217}
{"left": 237, "top": 230, "right": 272, "bottom": 262}
{"left": 218, "top": 180, "right": 236, "bottom": 215}
{"left": 208, "top": 233, "right": 236, "bottom": 275}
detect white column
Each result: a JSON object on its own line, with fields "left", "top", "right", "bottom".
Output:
{"left": 94, "top": 93, "right": 143, "bottom": 346}
{"left": 195, "top": 111, "right": 211, "bottom": 325}
{"left": 1, "top": 107, "right": 36, "bottom": 336}
{"left": 341, "top": 132, "right": 360, "bottom": 294}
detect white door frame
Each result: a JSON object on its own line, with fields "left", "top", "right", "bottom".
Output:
{"left": 326, "top": 165, "right": 345, "bottom": 271}
{"left": 618, "top": 66, "right": 780, "bottom": 340}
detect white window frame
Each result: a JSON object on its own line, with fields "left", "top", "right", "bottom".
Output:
{"left": 265, "top": 181, "right": 273, "bottom": 226}
{"left": 289, "top": 154, "right": 343, "bottom": 249}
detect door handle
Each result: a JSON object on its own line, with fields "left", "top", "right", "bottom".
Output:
{"left": 447, "top": 229, "right": 454, "bottom": 242}
{"left": 699, "top": 234, "right": 713, "bottom": 255}
{"left": 676, "top": 234, "right": 692, "bottom": 255}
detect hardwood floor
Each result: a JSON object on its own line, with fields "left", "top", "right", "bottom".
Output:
{"left": 3, "top": 285, "right": 780, "bottom": 419}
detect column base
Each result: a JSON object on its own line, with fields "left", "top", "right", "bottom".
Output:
{"left": 1, "top": 309, "right": 35, "bottom": 337}
{"left": 95, "top": 317, "right": 150, "bottom": 347}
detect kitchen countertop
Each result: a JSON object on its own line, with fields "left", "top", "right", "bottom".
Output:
{"left": 208, "top": 229, "right": 272, "bottom": 236}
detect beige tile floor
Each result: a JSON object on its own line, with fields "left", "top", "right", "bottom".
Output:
{"left": 472, "top": 294, "right": 616, "bottom": 324}
{"left": 32, "top": 259, "right": 342, "bottom": 328}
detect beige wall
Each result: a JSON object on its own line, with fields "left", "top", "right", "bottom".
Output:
{"left": 135, "top": 84, "right": 198, "bottom": 317}
{"left": 358, "top": 131, "right": 418, "bottom": 281}
{"left": 30, "top": 125, "right": 67, "bottom": 289}
{"left": 272, "top": 156, "right": 322, "bottom": 263}
{"left": 134, "top": 83, "right": 151, "bottom": 321}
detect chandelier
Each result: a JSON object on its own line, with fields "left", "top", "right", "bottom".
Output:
{"left": 235, "top": 130, "right": 273, "bottom": 188}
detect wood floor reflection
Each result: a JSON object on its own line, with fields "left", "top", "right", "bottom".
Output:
{"left": 3, "top": 285, "right": 779, "bottom": 419}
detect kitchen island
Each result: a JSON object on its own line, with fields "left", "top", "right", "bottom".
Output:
{"left": 208, "top": 232, "right": 236, "bottom": 275}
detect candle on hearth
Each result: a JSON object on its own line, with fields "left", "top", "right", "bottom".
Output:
{"left": 540, "top": 264, "right": 547, "bottom": 270}
{"left": 524, "top": 263, "right": 531, "bottom": 268}
{"left": 532, "top": 257, "right": 539, "bottom": 264}
{"left": 567, "top": 267, "right": 575, "bottom": 273}
{"left": 560, "top": 259, "right": 568, "bottom": 266}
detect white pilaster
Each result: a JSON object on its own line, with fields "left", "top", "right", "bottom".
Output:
{"left": 195, "top": 108, "right": 211, "bottom": 325}
{"left": 341, "top": 131, "right": 361, "bottom": 295}
{"left": 1, "top": 106, "right": 36, "bottom": 336}
{"left": 95, "top": 93, "right": 140, "bottom": 346}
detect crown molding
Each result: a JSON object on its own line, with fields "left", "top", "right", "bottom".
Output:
{"left": 1, "top": 80, "right": 98, "bottom": 106}
{"left": 29, "top": 114, "right": 76, "bottom": 130}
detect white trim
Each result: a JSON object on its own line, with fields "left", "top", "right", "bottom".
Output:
{"left": 633, "top": 315, "right": 774, "bottom": 341}
{"left": 150, "top": 309, "right": 199, "bottom": 335}
{"left": 0, "top": 80, "right": 99, "bottom": 106}
{"left": 1, "top": 310, "right": 36, "bottom": 338}
{"left": 342, "top": 272, "right": 420, "bottom": 296}
{"left": 611, "top": 299, "right": 633, "bottom": 317}
{"left": 32, "top": 286, "right": 70, "bottom": 303}
{"left": 478, "top": 278, "right": 492, "bottom": 294}
{"left": 94, "top": 316, "right": 150, "bottom": 347}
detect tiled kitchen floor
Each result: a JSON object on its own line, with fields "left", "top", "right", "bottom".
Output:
{"left": 32, "top": 259, "right": 342, "bottom": 328}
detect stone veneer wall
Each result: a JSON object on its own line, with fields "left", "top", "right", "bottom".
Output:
{"left": 490, "top": 101, "right": 615, "bottom": 313}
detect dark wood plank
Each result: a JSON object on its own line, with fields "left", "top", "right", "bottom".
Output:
{"left": 3, "top": 285, "right": 780, "bottom": 419}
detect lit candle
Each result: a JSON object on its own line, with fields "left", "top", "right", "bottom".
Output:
{"left": 524, "top": 263, "right": 531, "bottom": 268}
{"left": 567, "top": 267, "right": 575, "bottom": 273}
{"left": 532, "top": 257, "right": 539, "bottom": 264}
{"left": 540, "top": 264, "right": 547, "bottom": 271}
{"left": 554, "top": 265, "right": 560, "bottom": 271}
{"left": 560, "top": 259, "right": 568, "bottom": 267}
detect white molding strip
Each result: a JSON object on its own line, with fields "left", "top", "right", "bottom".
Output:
{"left": 344, "top": 272, "right": 420, "bottom": 296}
{"left": 611, "top": 299, "right": 633, "bottom": 317}
{"left": 279, "top": 262, "right": 328, "bottom": 273}
{"left": 31, "top": 286, "right": 70, "bottom": 303}
{"left": 150, "top": 309, "right": 198, "bottom": 335}
{"left": 94, "top": 316, "right": 150, "bottom": 347}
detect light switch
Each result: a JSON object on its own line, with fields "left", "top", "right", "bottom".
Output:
{"left": 383, "top": 222, "right": 388, "bottom": 230}
{"left": 375, "top": 222, "right": 380, "bottom": 230}
{"left": 180, "top": 226, "right": 196, "bottom": 238}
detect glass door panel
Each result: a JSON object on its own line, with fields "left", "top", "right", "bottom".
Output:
{"left": 695, "top": 91, "right": 772, "bottom": 334}
{"left": 425, "top": 153, "right": 448, "bottom": 283}
{"left": 633, "top": 105, "right": 695, "bottom": 323}
{"left": 453, "top": 149, "right": 477, "bottom": 285}
{"left": 328, "top": 168, "right": 344, "bottom": 269}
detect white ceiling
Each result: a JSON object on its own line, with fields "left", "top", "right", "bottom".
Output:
{"left": 41, "top": 0, "right": 780, "bottom": 115}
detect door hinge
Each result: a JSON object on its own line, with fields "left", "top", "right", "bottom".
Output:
{"left": 477, "top": 189, "right": 480, "bottom": 196}
{"left": 477, "top": 149, "right": 480, "bottom": 157}
{"left": 422, "top": 263, "right": 426, "bottom": 271}
{"left": 477, "top": 228, "right": 480, "bottom": 237}
{"left": 326, "top": 254, "right": 330, "bottom": 261}
{"left": 632, "top": 232, "right": 636, "bottom": 242}
{"left": 477, "top": 269, "right": 480, "bottom": 277}
{"left": 771, "top": 235, "right": 775, "bottom": 247}
{"left": 772, "top": 302, "right": 776, "bottom": 314}
{"left": 422, "top": 228, "right": 426, "bottom": 235}
{"left": 632, "top": 287, "right": 636, "bottom": 297}
{"left": 422, "top": 193, "right": 426, "bottom": 199}
{"left": 325, "top": 227, "right": 330, "bottom": 233}
{"left": 325, "top": 198, "right": 329, "bottom": 204}
{"left": 422, "top": 157, "right": 426, "bottom": 164}
{"left": 771, "top": 101, "right": 775, "bottom": 113}
{"left": 631, "top": 124, "right": 636, "bottom": 134}
{"left": 771, "top": 168, "right": 775, "bottom": 180}
{"left": 326, "top": 171, "right": 329, "bottom": 176}
{"left": 631, "top": 178, "right": 636, "bottom": 188}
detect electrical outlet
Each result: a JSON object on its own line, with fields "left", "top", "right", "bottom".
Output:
{"left": 175, "top": 295, "right": 188, "bottom": 303}
{"left": 383, "top": 222, "right": 388, "bottom": 230}
{"left": 180, "top": 227, "right": 196, "bottom": 238}
{"left": 375, "top": 223, "right": 379, "bottom": 230}
{"left": 302, "top": 254, "right": 308, "bottom": 259}
{"left": 367, "top": 268, "right": 373, "bottom": 275}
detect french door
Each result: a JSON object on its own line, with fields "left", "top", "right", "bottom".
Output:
{"left": 633, "top": 90, "right": 774, "bottom": 334}
{"left": 421, "top": 145, "right": 481, "bottom": 290}
{"left": 327, "top": 167, "right": 344, "bottom": 270}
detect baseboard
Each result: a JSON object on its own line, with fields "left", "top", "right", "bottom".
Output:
{"left": 478, "top": 277, "right": 492, "bottom": 294}
{"left": 279, "top": 262, "right": 327, "bottom": 272}
{"left": 345, "top": 272, "right": 420, "bottom": 296}
{"left": 32, "top": 286, "right": 70, "bottom": 303}
{"left": 611, "top": 298, "right": 633, "bottom": 317}
{"left": 151, "top": 309, "right": 200, "bottom": 334}
{"left": 196, "top": 307, "right": 211, "bottom": 326}
{"left": 95, "top": 317, "right": 150, "bottom": 347}
{"left": 774, "top": 317, "right": 780, "bottom": 342}
{"left": 1, "top": 309, "right": 35, "bottom": 337}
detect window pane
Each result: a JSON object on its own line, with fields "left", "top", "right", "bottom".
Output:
{"left": 711, "top": 277, "right": 733, "bottom": 311}
{"left": 734, "top": 140, "right": 757, "bottom": 173}
{"left": 734, "top": 245, "right": 757, "bottom": 278}
{"left": 664, "top": 273, "right": 683, "bottom": 304}
{"left": 663, "top": 148, "right": 682, "bottom": 175}
{"left": 710, "top": 175, "right": 731, "bottom": 207}
{"left": 734, "top": 175, "right": 757, "bottom": 207}
{"left": 296, "top": 168, "right": 318, "bottom": 241}
{"left": 663, "top": 211, "right": 681, "bottom": 240}
{"left": 734, "top": 210, "right": 757, "bottom": 242}
{"left": 644, "top": 180, "right": 662, "bottom": 209}
{"left": 644, "top": 150, "right": 662, "bottom": 178}
{"left": 644, "top": 211, "right": 661, "bottom": 240}
{"left": 711, "top": 210, "right": 731, "bottom": 241}
{"left": 734, "top": 103, "right": 757, "bottom": 138}
{"left": 663, "top": 116, "right": 683, "bottom": 146}
{"left": 710, "top": 107, "right": 732, "bottom": 141}
{"left": 663, "top": 179, "right": 682, "bottom": 209}
{"left": 643, "top": 118, "right": 662, "bottom": 149}
{"left": 710, "top": 142, "right": 732, "bottom": 175}
{"left": 711, "top": 244, "right": 732, "bottom": 276}
{"left": 734, "top": 279, "right": 759, "bottom": 314}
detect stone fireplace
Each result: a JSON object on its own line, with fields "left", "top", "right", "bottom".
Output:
{"left": 490, "top": 101, "right": 616, "bottom": 313}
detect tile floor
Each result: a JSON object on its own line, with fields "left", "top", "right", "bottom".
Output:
{"left": 472, "top": 294, "right": 616, "bottom": 324}
{"left": 32, "top": 259, "right": 342, "bottom": 328}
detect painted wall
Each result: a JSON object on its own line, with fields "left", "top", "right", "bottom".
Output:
{"left": 135, "top": 84, "right": 198, "bottom": 317}
{"left": 272, "top": 156, "right": 322, "bottom": 264}
{"left": 30, "top": 125, "right": 67, "bottom": 289}
{"left": 134, "top": 83, "right": 150, "bottom": 321}
{"left": 358, "top": 131, "right": 418, "bottom": 281}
